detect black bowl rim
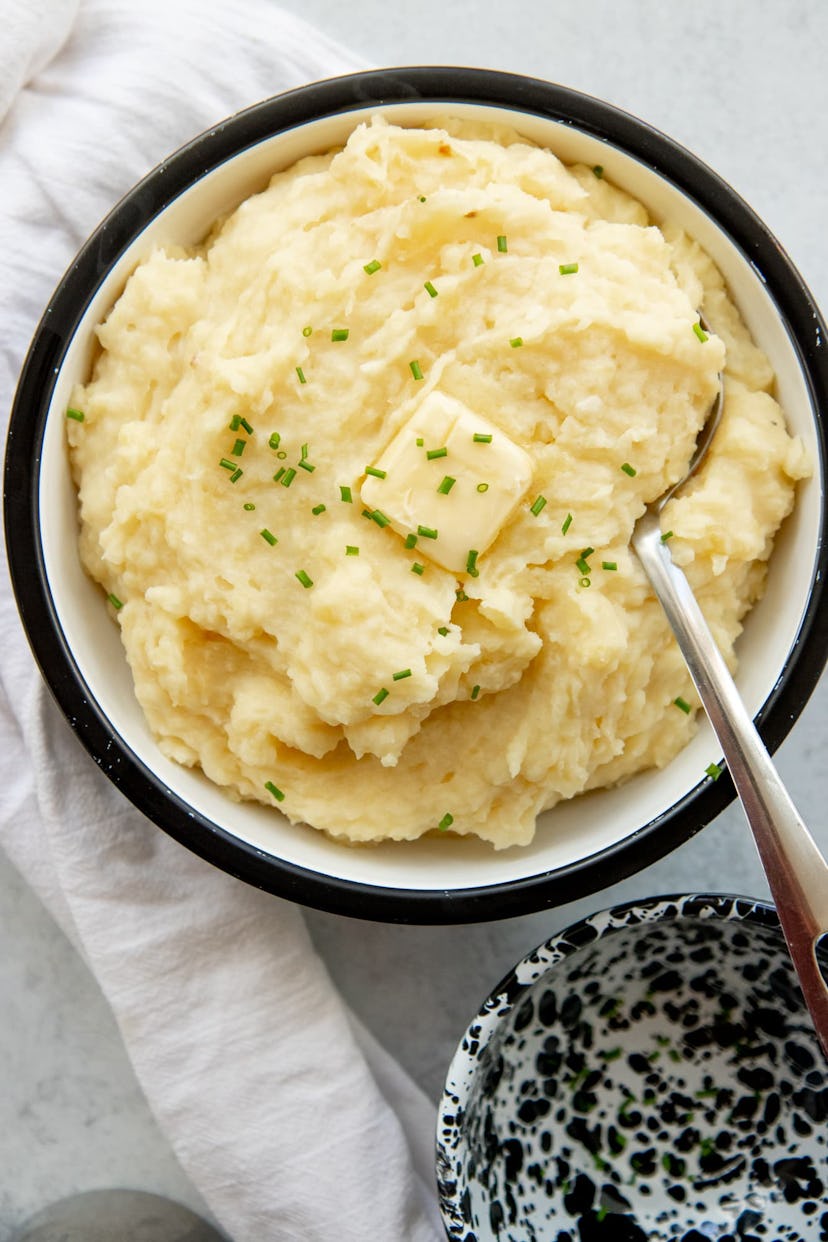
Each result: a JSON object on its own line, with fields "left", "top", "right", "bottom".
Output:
{"left": 4, "top": 67, "right": 828, "bottom": 925}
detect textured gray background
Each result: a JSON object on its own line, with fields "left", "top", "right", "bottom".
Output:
{"left": 2, "top": 0, "right": 826, "bottom": 1236}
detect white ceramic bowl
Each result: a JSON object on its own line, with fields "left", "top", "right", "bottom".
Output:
{"left": 5, "top": 69, "right": 827, "bottom": 921}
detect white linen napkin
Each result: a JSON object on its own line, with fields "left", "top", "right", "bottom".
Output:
{"left": 0, "top": 3, "right": 443, "bottom": 1239}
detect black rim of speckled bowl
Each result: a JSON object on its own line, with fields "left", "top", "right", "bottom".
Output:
{"left": 435, "top": 892, "right": 810, "bottom": 1236}
{"left": 4, "top": 68, "right": 828, "bottom": 925}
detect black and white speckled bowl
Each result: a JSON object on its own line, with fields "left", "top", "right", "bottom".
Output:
{"left": 4, "top": 68, "right": 828, "bottom": 923}
{"left": 437, "top": 894, "right": 828, "bottom": 1241}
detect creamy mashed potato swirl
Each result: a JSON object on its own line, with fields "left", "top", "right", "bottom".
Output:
{"left": 68, "top": 117, "right": 808, "bottom": 848}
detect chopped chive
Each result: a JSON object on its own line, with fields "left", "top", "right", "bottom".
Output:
{"left": 295, "top": 569, "right": 313, "bottom": 589}
{"left": 661, "top": 530, "right": 674, "bottom": 543}
{"left": 346, "top": 545, "right": 359, "bottom": 556}
{"left": 456, "top": 587, "right": 468, "bottom": 602}
{"left": 363, "top": 259, "right": 382, "bottom": 275}
{"left": 530, "top": 495, "right": 547, "bottom": 516}
{"left": 239, "top": 417, "right": 254, "bottom": 435}
{"left": 409, "top": 359, "right": 424, "bottom": 380}
{"left": 473, "top": 432, "right": 492, "bottom": 443}
{"left": 229, "top": 468, "right": 243, "bottom": 483}
{"left": 361, "top": 507, "right": 373, "bottom": 520}
{"left": 231, "top": 438, "right": 246, "bottom": 457}
{"left": 264, "top": 780, "right": 285, "bottom": 802}
{"left": 331, "top": 328, "right": 349, "bottom": 342}
{"left": 280, "top": 467, "right": 297, "bottom": 487}
{"left": 411, "top": 562, "right": 425, "bottom": 575}
{"left": 559, "top": 262, "right": 579, "bottom": 275}
{"left": 276, "top": 450, "right": 287, "bottom": 460}
{"left": 392, "top": 668, "right": 412, "bottom": 681}
{"left": 296, "top": 366, "right": 307, "bottom": 384}
{"left": 579, "top": 576, "right": 591, "bottom": 588}
{"left": 417, "top": 195, "right": 427, "bottom": 202}
{"left": 561, "top": 512, "right": 573, "bottom": 535}
{"left": 297, "top": 460, "right": 316, "bottom": 472}
{"left": 438, "top": 812, "right": 454, "bottom": 831}
{"left": 476, "top": 482, "right": 489, "bottom": 493}
{"left": 620, "top": 462, "right": 637, "bottom": 477}
{"left": 311, "top": 503, "right": 326, "bottom": 515}
{"left": 674, "top": 696, "right": 692, "bottom": 714}
{"left": 593, "top": 164, "right": 604, "bottom": 178}
{"left": 602, "top": 560, "right": 618, "bottom": 571}
{"left": 472, "top": 253, "right": 484, "bottom": 267}
{"left": 339, "top": 486, "right": 352, "bottom": 503}
{"left": 373, "top": 687, "right": 389, "bottom": 705}
{"left": 437, "top": 626, "right": 450, "bottom": 636}
{"left": 300, "top": 442, "right": 308, "bottom": 458}
{"left": 273, "top": 467, "right": 286, "bottom": 483}
{"left": 268, "top": 432, "right": 281, "bottom": 450}
{"left": 437, "top": 475, "right": 456, "bottom": 494}
{"left": 576, "top": 557, "right": 591, "bottom": 575}
{"left": 404, "top": 533, "right": 418, "bottom": 549}
{"left": 66, "top": 407, "right": 85, "bottom": 422}
{"left": 426, "top": 446, "right": 447, "bottom": 460}
{"left": 260, "top": 528, "right": 278, "bottom": 545}
{"left": 243, "top": 502, "right": 256, "bottom": 511}
{"left": 416, "top": 436, "right": 424, "bottom": 447}
{"left": 417, "top": 525, "right": 438, "bottom": 540}
{"left": 230, "top": 415, "right": 241, "bottom": 431}
{"left": 219, "top": 458, "right": 236, "bottom": 471}
{"left": 581, "top": 546, "right": 595, "bottom": 558}
{"left": 424, "top": 280, "right": 438, "bottom": 298}
{"left": 371, "top": 509, "right": 391, "bottom": 528}
{"left": 107, "top": 592, "right": 123, "bottom": 609}
{"left": 365, "top": 465, "right": 387, "bottom": 479}
{"left": 470, "top": 684, "right": 481, "bottom": 700}
{"left": 302, "top": 325, "right": 313, "bottom": 337}
{"left": 705, "top": 762, "right": 723, "bottom": 780}
{"left": 510, "top": 336, "right": 524, "bottom": 348}
{"left": 693, "top": 321, "right": 709, "bottom": 343}
{"left": 466, "top": 549, "right": 479, "bottom": 578}
{"left": 496, "top": 235, "right": 508, "bottom": 253}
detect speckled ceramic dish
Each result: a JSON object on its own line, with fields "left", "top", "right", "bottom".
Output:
{"left": 438, "top": 894, "right": 828, "bottom": 1241}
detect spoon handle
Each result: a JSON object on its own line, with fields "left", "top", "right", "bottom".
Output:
{"left": 633, "top": 511, "right": 828, "bottom": 1056}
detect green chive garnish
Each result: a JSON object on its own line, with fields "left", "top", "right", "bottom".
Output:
{"left": 66, "top": 407, "right": 85, "bottom": 422}
{"left": 621, "top": 462, "right": 637, "bottom": 477}
{"left": 473, "top": 433, "right": 492, "bottom": 443}
{"left": 602, "top": 561, "right": 618, "bottom": 571}
{"left": 416, "top": 437, "right": 424, "bottom": 446}
{"left": 296, "top": 366, "right": 307, "bottom": 384}
{"left": 311, "top": 503, "right": 326, "bottom": 515}
{"left": 693, "top": 321, "right": 709, "bottom": 343}
{"left": 361, "top": 507, "right": 373, "bottom": 520}
{"left": 240, "top": 418, "right": 253, "bottom": 435}
{"left": 437, "top": 626, "right": 449, "bottom": 636}
{"left": 268, "top": 432, "right": 281, "bottom": 450}
{"left": 295, "top": 569, "right": 313, "bottom": 589}
{"left": 456, "top": 587, "right": 468, "bottom": 602}
{"left": 302, "top": 326, "right": 313, "bottom": 337}
{"left": 107, "top": 592, "right": 123, "bottom": 609}
{"left": 661, "top": 530, "right": 674, "bottom": 543}
{"left": 280, "top": 467, "right": 296, "bottom": 487}
{"left": 705, "top": 762, "right": 723, "bottom": 780}
{"left": 243, "top": 503, "right": 256, "bottom": 511}
{"left": 232, "top": 438, "right": 246, "bottom": 456}
{"left": 561, "top": 512, "right": 573, "bottom": 535}
{"left": 417, "top": 195, "right": 426, "bottom": 203}
{"left": 219, "top": 458, "right": 236, "bottom": 471}
{"left": 472, "top": 253, "right": 484, "bottom": 267}
{"left": 392, "top": 669, "right": 412, "bottom": 681}
{"left": 404, "top": 533, "right": 418, "bottom": 549}
{"left": 365, "top": 466, "right": 386, "bottom": 479}
{"left": 346, "top": 545, "right": 359, "bottom": 556}
{"left": 264, "top": 780, "right": 285, "bottom": 802}
{"left": 510, "top": 337, "right": 524, "bottom": 350}
{"left": 496, "top": 235, "right": 508, "bottom": 253}
{"left": 409, "top": 359, "right": 424, "bottom": 380}
{"left": 593, "top": 164, "right": 604, "bottom": 178}
{"left": 424, "top": 280, "right": 438, "bottom": 298}
{"left": 417, "top": 525, "right": 438, "bottom": 540}
{"left": 340, "top": 485, "right": 353, "bottom": 503}
{"left": 363, "top": 259, "right": 382, "bottom": 275}
{"left": 437, "top": 475, "right": 456, "bottom": 494}
{"left": 230, "top": 415, "right": 241, "bottom": 431}
{"left": 426, "top": 447, "right": 447, "bottom": 460}
{"left": 470, "top": 684, "right": 481, "bottom": 700}
{"left": 411, "top": 562, "right": 425, "bottom": 575}
{"left": 229, "top": 468, "right": 243, "bottom": 483}
{"left": 438, "top": 813, "right": 454, "bottom": 831}
{"left": 297, "top": 460, "right": 315, "bottom": 473}
{"left": 373, "top": 687, "right": 389, "bottom": 705}
{"left": 466, "top": 549, "right": 479, "bottom": 577}
{"left": 273, "top": 467, "right": 285, "bottom": 483}
{"left": 674, "top": 696, "right": 692, "bottom": 714}
{"left": 530, "top": 495, "right": 547, "bottom": 516}
{"left": 476, "top": 482, "right": 489, "bottom": 493}
{"left": 579, "top": 576, "right": 591, "bottom": 588}
{"left": 331, "top": 328, "right": 349, "bottom": 342}
{"left": 559, "top": 262, "right": 579, "bottom": 275}
{"left": 276, "top": 450, "right": 287, "bottom": 460}
{"left": 371, "top": 509, "right": 391, "bottom": 528}
{"left": 576, "top": 557, "right": 591, "bottom": 575}
{"left": 260, "top": 529, "right": 278, "bottom": 546}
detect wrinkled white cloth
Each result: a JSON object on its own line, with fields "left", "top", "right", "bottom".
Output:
{"left": 0, "top": 3, "right": 443, "bottom": 1239}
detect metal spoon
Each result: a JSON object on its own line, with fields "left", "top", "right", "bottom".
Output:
{"left": 12, "top": 1190, "right": 226, "bottom": 1242}
{"left": 630, "top": 332, "right": 828, "bottom": 1058}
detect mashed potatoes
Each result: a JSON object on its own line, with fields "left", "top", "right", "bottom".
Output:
{"left": 67, "top": 117, "right": 808, "bottom": 848}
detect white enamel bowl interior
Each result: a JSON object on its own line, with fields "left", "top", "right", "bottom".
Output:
{"left": 38, "top": 100, "right": 822, "bottom": 896}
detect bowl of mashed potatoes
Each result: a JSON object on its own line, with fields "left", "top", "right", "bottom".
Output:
{"left": 5, "top": 68, "right": 827, "bottom": 921}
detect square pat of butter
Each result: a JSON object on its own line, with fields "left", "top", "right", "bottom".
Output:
{"left": 361, "top": 392, "right": 534, "bottom": 573}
